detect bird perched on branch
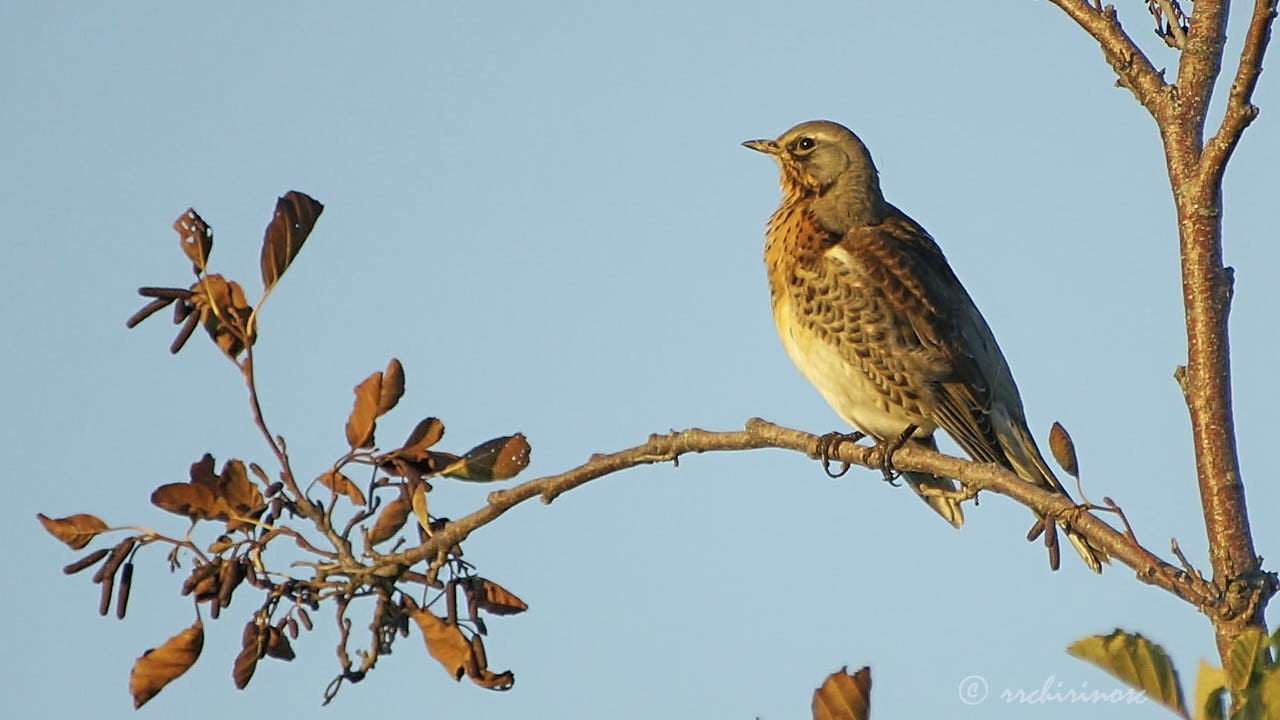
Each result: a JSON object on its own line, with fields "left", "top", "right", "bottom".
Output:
{"left": 744, "top": 120, "right": 1106, "bottom": 572}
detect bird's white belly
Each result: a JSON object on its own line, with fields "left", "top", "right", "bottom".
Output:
{"left": 774, "top": 300, "right": 935, "bottom": 440}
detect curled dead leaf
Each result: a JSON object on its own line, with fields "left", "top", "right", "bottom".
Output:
{"left": 130, "top": 621, "right": 204, "bottom": 709}
{"left": 367, "top": 495, "right": 411, "bottom": 545}
{"left": 345, "top": 372, "right": 382, "bottom": 449}
{"left": 379, "top": 358, "right": 404, "bottom": 415}
{"left": 265, "top": 625, "right": 295, "bottom": 661}
{"left": 318, "top": 469, "right": 367, "bottom": 506}
{"left": 471, "top": 669, "right": 515, "bottom": 691}
{"left": 190, "top": 274, "right": 253, "bottom": 357}
{"left": 174, "top": 208, "right": 213, "bottom": 273}
{"left": 399, "top": 417, "right": 445, "bottom": 461}
{"left": 181, "top": 560, "right": 223, "bottom": 601}
{"left": 468, "top": 577, "right": 529, "bottom": 616}
{"left": 216, "top": 557, "right": 247, "bottom": 609}
{"left": 37, "top": 512, "right": 109, "bottom": 550}
{"left": 411, "top": 482, "right": 431, "bottom": 536}
{"left": 406, "top": 597, "right": 470, "bottom": 681}
{"left": 234, "top": 621, "right": 268, "bottom": 689}
{"left": 813, "top": 666, "right": 871, "bottom": 720}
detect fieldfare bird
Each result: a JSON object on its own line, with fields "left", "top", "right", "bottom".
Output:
{"left": 744, "top": 120, "right": 1106, "bottom": 572}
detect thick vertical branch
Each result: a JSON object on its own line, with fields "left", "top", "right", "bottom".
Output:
{"left": 1048, "top": 0, "right": 1277, "bottom": 662}
{"left": 1168, "top": 0, "right": 1278, "bottom": 660}
{"left": 1175, "top": 0, "right": 1231, "bottom": 144}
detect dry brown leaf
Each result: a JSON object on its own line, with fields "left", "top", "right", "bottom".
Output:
{"left": 189, "top": 454, "right": 218, "bottom": 491}
{"left": 190, "top": 274, "right": 253, "bottom": 357}
{"left": 180, "top": 561, "right": 222, "bottom": 598}
{"left": 441, "top": 434, "right": 531, "bottom": 482}
{"left": 216, "top": 558, "right": 247, "bottom": 608}
{"left": 219, "top": 459, "right": 264, "bottom": 515}
{"left": 260, "top": 191, "right": 323, "bottom": 294}
{"left": 812, "top": 666, "right": 871, "bottom": 720}
{"left": 411, "top": 482, "right": 431, "bottom": 535}
{"left": 233, "top": 640, "right": 260, "bottom": 690}
{"left": 37, "top": 513, "right": 109, "bottom": 550}
{"left": 130, "top": 621, "right": 204, "bottom": 709}
{"left": 234, "top": 621, "right": 268, "bottom": 689}
{"left": 174, "top": 208, "right": 213, "bottom": 273}
{"left": 318, "top": 469, "right": 367, "bottom": 506}
{"left": 470, "top": 577, "right": 529, "bottom": 616}
{"left": 400, "top": 417, "right": 446, "bottom": 460}
{"left": 409, "top": 603, "right": 470, "bottom": 680}
{"left": 345, "top": 372, "right": 382, "bottom": 448}
{"left": 151, "top": 483, "right": 219, "bottom": 520}
{"left": 1049, "top": 421, "right": 1080, "bottom": 478}
{"left": 471, "top": 669, "right": 516, "bottom": 691}
{"left": 379, "top": 358, "right": 404, "bottom": 415}
{"left": 367, "top": 495, "right": 411, "bottom": 545}
{"left": 265, "top": 625, "right": 295, "bottom": 661}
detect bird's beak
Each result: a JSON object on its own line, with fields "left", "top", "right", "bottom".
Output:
{"left": 742, "top": 139, "right": 781, "bottom": 156}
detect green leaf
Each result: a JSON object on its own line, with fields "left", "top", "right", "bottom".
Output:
{"left": 441, "top": 434, "right": 530, "bottom": 482}
{"left": 1256, "top": 667, "right": 1280, "bottom": 720}
{"left": 1194, "top": 659, "right": 1228, "bottom": 720}
{"left": 1068, "top": 630, "right": 1187, "bottom": 718}
{"left": 1229, "top": 629, "right": 1271, "bottom": 691}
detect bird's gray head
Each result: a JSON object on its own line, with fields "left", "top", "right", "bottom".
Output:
{"left": 743, "top": 120, "right": 887, "bottom": 229}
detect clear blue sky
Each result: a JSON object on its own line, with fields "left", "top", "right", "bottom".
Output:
{"left": 4, "top": 3, "right": 1276, "bottom": 718}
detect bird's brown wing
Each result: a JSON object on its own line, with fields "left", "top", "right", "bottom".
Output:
{"left": 833, "top": 208, "right": 1106, "bottom": 571}
{"left": 834, "top": 208, "right": 1019, "bottom": 470}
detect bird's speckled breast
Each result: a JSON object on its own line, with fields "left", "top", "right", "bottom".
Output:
{"left": 765, "top": 203, "right": 936, "bottom": 439}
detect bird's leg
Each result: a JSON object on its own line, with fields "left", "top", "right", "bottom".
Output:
{"left": 815, "top": 430, "right": 866, "bottom": 478}
{"left": 874, "top": 424, "right": 918, "bottom": 486}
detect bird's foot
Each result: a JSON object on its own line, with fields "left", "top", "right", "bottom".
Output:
{"left": 874, "top": 424, "right": 918, "bottom": 487}
{"left": 816, "top": 430, "right": 866, "bottom": 478}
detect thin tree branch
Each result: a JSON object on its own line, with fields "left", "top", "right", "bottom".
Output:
{"left": 374, "top": 419, "right": 1236, "bottom": 615}
{"left": 1156, "top": 0, "right": 1189, "bottom": 48}
{"left": 242, "top": 348, "right": 353, "bottom": 563}
{"left": 1202, "top": 0, "right": 1278, "bottom": 178}
{"left": 1175, "top": 0, "right": 1231, "bottom": 146}
{"left": 1045, "top": 1, "right": 1172, "bottom": 114}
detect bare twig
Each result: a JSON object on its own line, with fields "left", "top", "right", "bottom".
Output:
{"left": 1202, "top": 0, "right": 1278, "bottom": 179}
{"left": 1045, "top": 1, "right": 1171, "bottom": 112}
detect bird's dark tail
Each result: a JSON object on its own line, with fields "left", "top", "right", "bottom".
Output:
{"left": 902, "top": 436, "right": 964, "bottom": 529}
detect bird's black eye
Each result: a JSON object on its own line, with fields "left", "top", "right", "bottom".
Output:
{"left": 796, "top": 137, "right": 815, "bottom": 151}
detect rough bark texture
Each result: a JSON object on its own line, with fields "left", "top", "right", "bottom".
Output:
{"left": 1046, "top": 0, "right": 1277, "bottom": 662}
